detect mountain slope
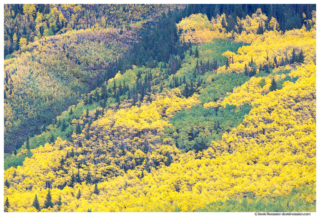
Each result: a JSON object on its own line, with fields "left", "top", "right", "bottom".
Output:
{"left": 4, "top": 6, "right": 316, "bottom": 213}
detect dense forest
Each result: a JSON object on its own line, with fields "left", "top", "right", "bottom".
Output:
{"left": 4, "top": 4, "right": 316, "bottom": 212}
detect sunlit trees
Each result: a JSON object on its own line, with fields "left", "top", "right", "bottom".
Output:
{"left": 3, "top": 6, "right": 316, "bottom": 212}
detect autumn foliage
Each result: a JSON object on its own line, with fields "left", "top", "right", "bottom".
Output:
{"left": 4, "top": 6, "right": 316, "bottom": 212}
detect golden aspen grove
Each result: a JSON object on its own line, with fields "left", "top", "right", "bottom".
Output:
{"left": 3, "top": 4, "right": 317, "bottom": 213}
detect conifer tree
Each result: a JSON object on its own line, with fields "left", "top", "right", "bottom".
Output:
{"left": 226, "top": 58, "right": 229, "bottom": 69}
{"left": 89, "top": 95, "right": 93, "bottom": 104}
{"left": 50, "top": 135, "right": 54, "bottom": 143}
{"left": 57, "top": 195, "right": 62, "bottom": 211}
{"left": 85, "top": 93, "right": 88, "bottom": 105}
{"left": 32, "top": 194, "right": 40, "bottom": 211}
{"left": 86, "top": 170, "right": 91, "bottom": 184}
{"left": 165, "top": 154, "right": 172, "bottom": 166}
{"left": 26, "top": 136, "right": 30, "bottom": 151}
{"left": 274, "top": 56, "right": 277, "bottom": 66}
{"left": 34, "top": 123, "right": 40, "bottom": 135}
{"left": 76, "top": 189, "right": 81, "bottom": 199}
{"left": 86, "top": 108, "right": 89, "bottom": 118}
{"left": 77, "top": 168, "right": 81, "bottom": 183}
{"left": 76, "top": 123, "right": 81, "bottom": 134}
{"left": 298, "top": 49, "right": 304, "bottom": 63}
{"left": 195, "top": 46, "right": 199, "bottom": 58}
{"left": 5, "top": 179, "right": 10, "bottom": 188}
{"left": 70, "top": 148, "right": 75, "bottom": 157}
{"left": 4, "top": 197, "right": 9, "bottom": 212}
{"left": 244, "top": 64, "right": 248, "bottom": 76}
{"left": 94, "top": 90, "right": 99, "bottom": 102}
{"left": 44, "top": 190, "right": 53, "bottom": 209}
{"left": 69, "top": 173, "right": 75, "bottom": 187}
{"left": 269, "top": 78, "right": 277, "bottom": 91}
{"left": 69, "top": 108, "right": 73, "bottom": 115}
{"left": 94, "top": 183, "right": 99, "bottom": 195}
{"left": 291, "top": 49, "right": 296, "bottom": 63}
{"left": 57, "top": 119, "right": 61, "bottom": 127}
{"left": 101, "top": 99, "right": 107, "bottom": 108}
{"left": 61, "top": 119, "right": 67, "bottom": 132}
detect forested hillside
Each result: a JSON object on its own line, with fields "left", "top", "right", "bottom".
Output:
{"left": 4, "top": 4, "right": 184, "bottom": 153}
{"left": 4, "top": 4, "right": 316, "bottom": 212}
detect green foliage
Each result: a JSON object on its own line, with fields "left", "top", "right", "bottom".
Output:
{"left": 163, "top": 104, "right": 251, "bottom": 152}
{"left": 199, "top": 73, "right": 249, "bottom": 104}
{"left": 277, "top": 75, "right": 299, "bottom": 90}
{"left": 258, "top": 78, "right": 266, "bottom": 88}
{"left": 196, "top": 185, "right": 316, "bottom": 212}
{"left": 5, "top": 54, "right": 15, "bottom": 59}
{"left": 5, "top": 33, "right": 247, "bottom": 170}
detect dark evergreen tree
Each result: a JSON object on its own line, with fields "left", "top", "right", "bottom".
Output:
{"left": 89, "top": 95, "right": 93, "bottom": 104}
{"left": 32, "top": 194, "right": 40, "bottom": 211}
{"left": 86, "top": 108, "right": 89, "bottom": 118}
{"left": 34, "top": 123, "right": 40, "bottom": 135}
{"left": 69, "top": 173, "right": 75, "bottom": 187}
{"left": 77, "top": 168, "right": 81, "bottom": 183}
{"left": 257, "top": 23, "right": 264, "bottom": 34}
{"left": 269, "top": 78, "right": 277, "bottom": 91}
{"left": 298, "top": 49, "right": 304, "bottom": 63}
{"left": 61, "top": 119, "right": 67, "bottom": 132}
{"left": 195, "top": 46, "right": 199, "bottom": 58}
{"left": 165, "top": 153, "right": 172, "bottom": 166}
{"left": 26, "top": 136, "right": 30, "bottom": 150}
{"left": 44, "top": 190, "right": 53, "bottom": 209}
{"left": 291, "top": 49, "right": 296, "bottom": 64}
{"left": 50, "top": 135, "right": 54, "bottom": 143}
{"left": 5, "top": 179, "right": 10, "bottom": 188}
{"left": 76, "top": 189, "right": 81, "bottom": 199}
{"left": 86, "top": 170, "right": 91, "bottom": 184}
{"left": 94, "top": 183, "right": 99, "bottom": 195}
{"left": 221, "top": 16, "right": 227, "bottom": 29}
{"left": 85, "top": 93, "right": 88, "bottom": 105}
{"left": 4, "top": 197, "right": 10, "bottom": 211}
{"left": 94, "top": 90, "right": 99, "bottom": 102}
{"left": 57, "top": 195, "right": 62, "bottom": 211}
{"left": 70, "top": 148, "right": 75, "bottom": 157}
{"left": 76, "top": 123, "right": 81, "bottom": 134}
